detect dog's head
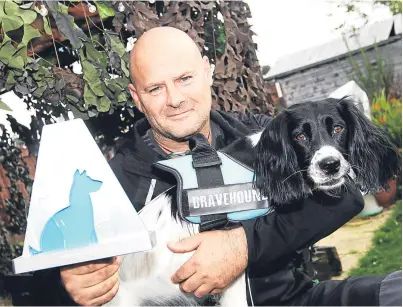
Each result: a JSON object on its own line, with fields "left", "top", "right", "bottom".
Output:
{"left": 254, "top": 97, "right": 401, "bottom": 205}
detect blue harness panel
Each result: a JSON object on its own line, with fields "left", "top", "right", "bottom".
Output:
{"left": 155, "top": 152, "right": 273, "bottom": 224}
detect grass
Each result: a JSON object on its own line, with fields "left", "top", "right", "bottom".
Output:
{"left": 349, "top": 200, "right": 402, "bottom": 276}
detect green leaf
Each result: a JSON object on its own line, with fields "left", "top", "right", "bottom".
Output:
{"left": 96, "top": 2, "right": 115, "bottom": 19}
{"left": 104, "top": 79, "right": 117, "bottom": 93}
{"left": 82, "top": 60, "right": 104, "bottom": 96}
{"left": 9, "top": 56, "right": 25, "bottom": 69}
{"left": 43, "top": 17, "right": 52, "bottom": 35}
{"left": 22, "top": 24, "right": 40, "bottom": 45}
{"left": 14, "top": 45, "right": 28, "bottom": 65}
{"left": 0, "top": 98, "right": 12, "bottom": 111}
{"left": 99, "top": 55, "right": 107, "bottom": 70}
{"left": 50, "top": 9, "right": 86, "bottom": 48}
{"left": 2, "top": 15, "right": 24, "bottom": 33}
{"left": 0, "top": 41, "right": 16, "bottom": 64}
{"left": 116, "top": 90, "right": 127, "bottom": 103}
{"left": 97, "top": 95, "right": 111, "bottom": 112}
{"left": 127, "top": 108, "right": 134, "bottom": 117}
{"left": 217, "top": 33, "right": 226, "bottom": 43}
{"left": 4, "top": 1, "right": 19, "bottom": 14}
{"left": 4, "top": 1, "right": 36, "bottom": 25}
{"left": 5, "top": 71, "right": 16, "bottom": 90}
{"left": 57, "top": 3, "right": 69, "bottom": 15}
{"left": 66, "top": 94, "right": 79, "bottom": 103}
{"left": 115, "top": 76, "right": 130, "bottom": 88}
{"left": 19, "top": 7, "right": 37, "bottom": 24}
{"left": 32, "top": 85, "right": 46, "bottom": 98}
{"left": 121, "top": 59, "right": 130, "bottom": 77}
{"left": 19, "top": 2, "right": 34, "bottom": 10}
{"left": 84, "top": 84, "right": 98, "bottom": 107}
{"left": 84, "top": 42, "right": 101, "bottom": 62}
{"left": 108, "top": 34, "right": 126, "bottom": 57}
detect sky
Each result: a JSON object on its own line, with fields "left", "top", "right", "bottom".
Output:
{"left": 247, "top": 0, "right": 393, "bottom": 67}
{"left": 0, "top": 0, "right": 395, "bottom": 132}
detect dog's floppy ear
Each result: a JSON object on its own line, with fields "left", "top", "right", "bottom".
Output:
{"left": 338, "top": 98, "right": 401, "bottom": 193}
{"left": 254, "top": 111, "right": 311, "bottom": 205}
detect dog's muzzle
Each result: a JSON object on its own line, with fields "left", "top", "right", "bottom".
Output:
{"left": 308, "top": 146, "right": 350, "bottom": 189}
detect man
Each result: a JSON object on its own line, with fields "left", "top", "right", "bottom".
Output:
{"left": 31, "top": 27, "right": 399, "bottom": 306}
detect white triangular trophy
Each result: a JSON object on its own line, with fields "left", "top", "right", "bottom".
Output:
{"left": 13, "top": 119, "right": 156, "bottom": 274}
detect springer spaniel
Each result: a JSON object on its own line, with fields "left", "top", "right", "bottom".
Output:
{"left": 107, "top": 97, "right": 401, "bottom": 306}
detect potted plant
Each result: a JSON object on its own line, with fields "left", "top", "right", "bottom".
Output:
{"left": 370, "top": 89, "right": 401, "bottom": 208}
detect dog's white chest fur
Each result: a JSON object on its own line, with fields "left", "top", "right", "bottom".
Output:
{"left": 107, "top": 193, "right": 248, "bottom": 306}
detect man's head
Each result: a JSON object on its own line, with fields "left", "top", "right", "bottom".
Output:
{"left": 129, "top": 27, "right": 213, "bottom": 142}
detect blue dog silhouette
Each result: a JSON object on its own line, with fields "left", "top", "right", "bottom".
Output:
{"left": 30, "top": 170, "right": 102, "bottom": 254}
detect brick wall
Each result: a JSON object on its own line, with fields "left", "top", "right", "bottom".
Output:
{"left": 268, "top": 37, "right": 402, "bottom": 106}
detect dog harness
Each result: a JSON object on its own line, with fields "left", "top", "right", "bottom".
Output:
{"left": 154, "top": 134, "right": 273, "bottom": 232}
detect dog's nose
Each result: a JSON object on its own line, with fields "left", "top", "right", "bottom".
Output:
{"left": 319, "top": 157, "right": 341, "bottom": 175}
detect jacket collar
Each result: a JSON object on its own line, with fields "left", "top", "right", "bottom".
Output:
{"left": 115, "top": 110, "right": 251, "bottom": 177}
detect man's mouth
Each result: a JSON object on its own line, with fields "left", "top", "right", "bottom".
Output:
{"left": 167, "top": 110, "right": 192, "bottom": 119}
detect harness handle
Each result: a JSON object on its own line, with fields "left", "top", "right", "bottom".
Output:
{"left": 189, "top": 134, "right": 228, "bottom": 232}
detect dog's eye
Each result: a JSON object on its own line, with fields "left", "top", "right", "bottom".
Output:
{"left": 333, "top": 125, "right": 344, "bottom": 134}
{"left": 295, "top": 133, "right": 307, "bottom": 141}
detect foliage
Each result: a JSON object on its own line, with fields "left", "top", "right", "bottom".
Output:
{"left": 0, "top": 98, "right": 11, "bottom": 111}
{"left": 349, "top": 200, "right": 402, "bottom": 276}
{"left": 374, "top": 0, "right": 402, "bottom": 15}
{"left": 346, "top": 42, "right": 396, "bottom": 102}
{"left": 0, "top": 1, "right": 273, "bottom": 275}
{"left": 331, "top": 0, "right": 401, "bottom": 35}
{"left": 370, "top": 89, "right": 402, "bottom": 149}
{"left": 0, "top": 0, "right": 273, "bottom": 144}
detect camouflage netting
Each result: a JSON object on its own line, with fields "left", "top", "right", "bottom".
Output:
{"left": 0, "top": 0, "right": 273, "bottom": 275}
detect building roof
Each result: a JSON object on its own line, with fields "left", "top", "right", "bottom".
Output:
{"left": 265, "top": 14, "right": 402, "bottom": 80}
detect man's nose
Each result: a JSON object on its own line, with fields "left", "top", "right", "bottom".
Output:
{"left": 166, "top": 83, "right": 186, "bottom": 107}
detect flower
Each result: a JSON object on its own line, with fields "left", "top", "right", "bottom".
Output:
{"left": 378, "top": 116, "right": 387, "bottom": 124}
{"left": 389, "top": 98, "right": 397, "bottom": 103}
{"left": 373, "top": 103, "right": 381, "bottom": 110}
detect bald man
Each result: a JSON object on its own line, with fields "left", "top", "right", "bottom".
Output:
{"left": 30, "top": 27, "right": 387, "bottom": 307}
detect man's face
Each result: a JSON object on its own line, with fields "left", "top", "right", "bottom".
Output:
{"left": 129, "top": 53, "right": 213, "bottom": 141}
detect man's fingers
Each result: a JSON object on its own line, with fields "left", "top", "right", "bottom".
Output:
{"left": 64, "top": 269, "right": 119, "bottom": 306}
{"left": 81, "top": 259, "right": 121, "bottom": 288}
{"left": 179, "top": 273, "right": 203, "bottom": 293}
{"left": 171, "top": 258, "right": 197, "bottom": 284}
{"left": 167, "top": 234, "right": 202, "bottom": 254}
{"left": 65, "top": 256, "right": 119, "bottom": 275}
{"left": 84, "top": 269, "right": 119, "bottom": 301}
{"left": 89, "top": 275, "right": 120, "bottom": 306}
{"left": 194, "top": 284, "right": 214, "bottom": 298}
{"left": 211, "top": 289, "right": 223, "bottom": 295}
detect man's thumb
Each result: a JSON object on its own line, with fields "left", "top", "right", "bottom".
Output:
{"left": 167, "top": 234, "right": 202, "bottom": 253}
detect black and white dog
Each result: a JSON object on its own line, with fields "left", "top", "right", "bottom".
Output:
{"left": 107, "top": 98, "right": 401, "bottom": 306}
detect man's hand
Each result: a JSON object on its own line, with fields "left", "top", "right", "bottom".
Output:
{"left": 168, "top": 227, "right": 248, "bottom": 298}
{"left": 60, "top": 256, "right": 122, "bottom": 306}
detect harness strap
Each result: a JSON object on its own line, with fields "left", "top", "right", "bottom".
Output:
{"left": 189, "top": 134, "right": 228, "bottom": 232}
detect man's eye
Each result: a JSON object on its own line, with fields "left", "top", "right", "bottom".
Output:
{"left": 181, "top": 76, "right": 192, "bottom": 82}
{"left": 149, "top": 86, "right": 160, "bottom": 94}
{"left": 333, "top": 125, "right": 344, "bottom": 134}
{"left": 295, "top": 133, "right": 307, "bottom": 141}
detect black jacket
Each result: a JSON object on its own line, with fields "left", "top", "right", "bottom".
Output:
{"left": 31, "top": 110, "right": 364, "bottom": 306}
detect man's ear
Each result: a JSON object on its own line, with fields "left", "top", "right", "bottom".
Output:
{"left": 128, "top": 83, "right": 143, "bottom": 113}
{"left": 202, "top": 55, "right": 213, "bottom": 86}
